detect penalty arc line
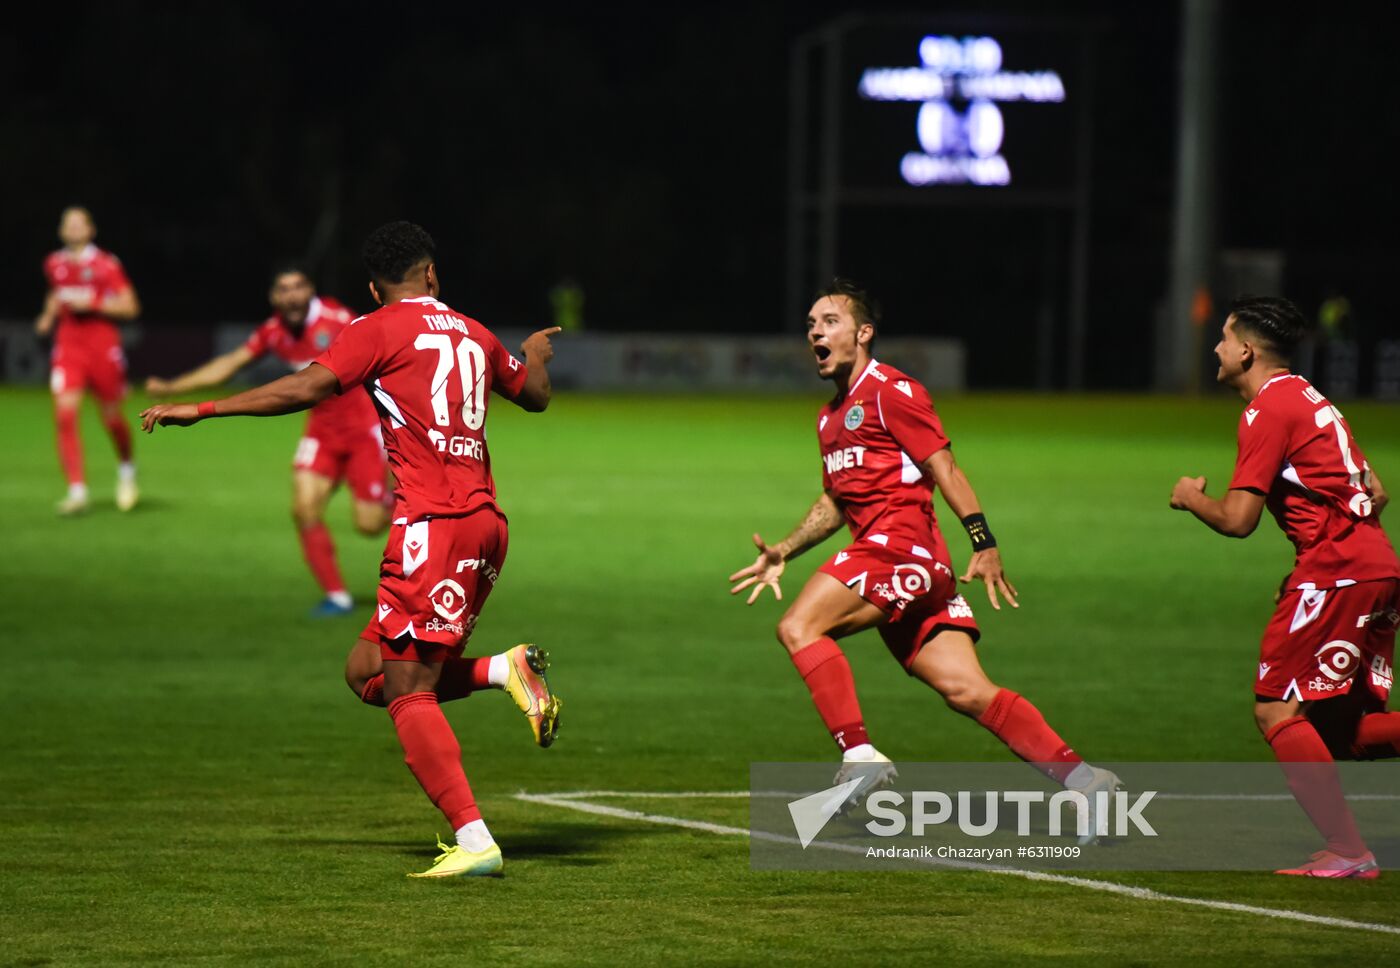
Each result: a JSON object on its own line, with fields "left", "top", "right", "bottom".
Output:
{"left": 514, "top": 791, "right": 1400, "bottom": 938}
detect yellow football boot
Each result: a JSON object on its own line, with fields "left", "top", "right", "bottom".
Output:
{"left": 408, "top": 837, "right": 504, "bottom": 879}
{"left": 503, "top": 644, "right": 562, "bottom": 748}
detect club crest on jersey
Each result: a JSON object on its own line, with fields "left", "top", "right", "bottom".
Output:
{"left": 315, "top": 330, "right": 332, "bottom": 349}
{"left": 844, "top": 405, "right": 865, "bottom": 431}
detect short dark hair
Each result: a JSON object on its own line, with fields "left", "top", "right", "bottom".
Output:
{"left": 362, "top": 221, "right": 436, "bottom": 288}
{"left": 269, "top": 262, "right": 314, "bottom": 288}
{"left": 813, "top": 278, "right": 881, "bottom": 344}
{"left": 1229, "top": 295, "right": 1310, "bottom": 363}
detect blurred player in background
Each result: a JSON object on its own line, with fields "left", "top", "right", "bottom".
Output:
{"left": 141, "top": 222, "right": 563, "bottom": 879}
{"left": 730, "top": 280, "right": 1118, "bottom": 839}
{"left": 147, "top": 267, "right": 390, "bottom": 616}
{"left": 35, "top": 206, "right": 141, "bottom": 515}
{"left": 1172, "top": 296, "right": 1399, "bottom": 878}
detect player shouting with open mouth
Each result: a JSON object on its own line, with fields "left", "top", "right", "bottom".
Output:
{"left": 730, "top": 280, "right": 1117, "bottom": 837}
{"left": 1171, "top": 296, "right": 1399, "bottom": 878}
{"left": 142, "top": 222, "right": 563, "bottom": 878}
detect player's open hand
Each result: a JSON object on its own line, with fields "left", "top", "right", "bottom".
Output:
{"left": 145, "top": 376, "right": 175, "bottom": 397}
{"left": 521, "top": 327, "right": 562, "bottom": 365}
{"left": 1170, "top": 475, "right": 1207, "bottom": 510}
{"left": 139, "top": 403, "right": 200, "bottom": 432}
{"left": 959, "top": 548, "right": 1018, "bottom": 610}
{"left": 728, "top": 533, "right": 786, "bottom": 604}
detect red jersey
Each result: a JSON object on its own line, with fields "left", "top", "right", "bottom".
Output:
{"left": 313, "top": 295, "right": 528, "bottom": 521}
{"left": 243, "top": 296, "right": 379, "bottom": 441}
{"left": 1229, "top": 372, "right": 1399, "bottom": 590}
{"left": 817, "top": 360, "right": 952, "bottom": 562}
{"left": 42, "top": 244, "right": 133, "bottom": 349}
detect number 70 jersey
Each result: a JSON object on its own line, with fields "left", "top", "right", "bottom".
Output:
{"left": 1229, "top": 373, "right": 1398, "bottom": 590}
{"left": 314, "top": 295, "right": 528, "bottom": 521}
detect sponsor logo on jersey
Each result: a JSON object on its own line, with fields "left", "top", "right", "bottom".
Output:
{"left": 834, "top": 551, "right": 850, "bottom": 565}
{"left": 1358, "top": 608, "right": 1400, "bottom": 630}
{"left": 1370, "top": 655, "right": 1394, "bottom": 692}
{"left": 378, "top": 603, "right": 393, "bottom": 621}
{"left": 819, "top": 415, "right": 829, "bottom": 432}
{"left": 403, "top": 522, "right": 429, "bottom": 576}
{"left": 427, "top": 429, "right": 484, "bottom": 460}
{"left": 1245, "top": 408, "right": 1260, "bottom": 426}
{"left": 824, "top": 445, "right": 868, "bottom": 474}
{"left": 845, "top": 405, "right": 865, "bottom": 430}
{"left": 945, "top": 595, "right": 974, "bottom": 619}
{"left": 1315, "top": 639, "right": 1362, "bottom": 682}
{"left": 429, "top": 578, "right": 469, "bottom": 621}
{"left": 1307, "top": 676, "right": 1340, "bottom": 694}
{"left": 424, "top": 616, "right": 464, "bottom": 636}
{"left": 455, "top": 557, "right": 500, "bottom": 585}
{"left": 1258, "top": 662, "right": 1270, "bottom": 680}
{"left": 891, "top": 562, "right": 933, "bottom": 600}
{"left": 894, "top": 380, "right": 914, "bottom": 398}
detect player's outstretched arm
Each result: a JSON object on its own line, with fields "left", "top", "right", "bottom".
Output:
{"left": 514, "top": 327, "right": 562, "bottom": 412}
{"left": 146, "top": 346, "right": 255, "bottom": 397}
{"left": 728, "top": 492, "right": 844, "bottom": 604}
{"left": 102, "top": 286, "right": 141, "bottom": 321}
{"left": 925, "top": 447, "right": 1018, "bottom": 610}
{"left": 140, "top": 362, "right": 340, "bottom": 432}
{"left": 1168, "top": 476, "right": 1266, "bottom": 537}
{"left": 34, "top": 292, "right": 59, "bottom": 337}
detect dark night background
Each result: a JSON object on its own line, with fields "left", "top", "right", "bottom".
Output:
{"left": 2, "top": 2, "right": 1394, "bottom": 388}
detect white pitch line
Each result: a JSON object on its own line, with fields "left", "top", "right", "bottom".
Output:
{"left": 514, "top": 791, "right": 1400, "bottom": 938}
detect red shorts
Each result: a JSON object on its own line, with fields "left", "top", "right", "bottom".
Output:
{"left": 818, "top": 537, "right": 980, "bottom": 671}
{"left": 1256, "top": 578, "right": 1398, "bottom": 705}
{"left": 292, "top": 427, "right": 388, "bottom": 504}
{"left": 362, "top": 509, "right": 509, "bottom": 663}
{"left": 50, "top": 340, "right": 127, "bottom": 402}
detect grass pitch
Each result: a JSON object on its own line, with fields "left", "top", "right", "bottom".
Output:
{"left": 3, "top": 386, "right": 1399, "bottom": 964}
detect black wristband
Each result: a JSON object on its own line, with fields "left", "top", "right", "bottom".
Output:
{"left": 961, "top": 513, "right": 996, "bottom": 551}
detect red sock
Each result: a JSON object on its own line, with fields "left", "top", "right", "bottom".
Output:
{"left": 388, "top": 691, "right": 480, "bottom": 829}
{"left": 103, "top": 414, "right": 133, "bottom": 462}
{"left": 297, "top": 523, "right": 346, "bottom": 595}
{"left": 55, "top": 406, "right": 84, "bottom": 485}
{"left": 977, "top": 688, "right": 1084, "bottom": 784}
{"left": 360, "top": 659, "right": 492, "bottom": 708}
{"left": 436, "top": 657, "right": 494, "bottom": 702}
{"left": 1353, "top": 711, "right": 1400, "bottom": 759}
{"left": 360, "top": 675, "right": 385, "bottom": 707}
{"left": 790, "top": 638, "right": 869, "bottom": 752}
{"left": 1266, "top": 715, "right": 1368, "bottom": 857}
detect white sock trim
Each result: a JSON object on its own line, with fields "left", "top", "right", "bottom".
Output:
{"left": 456, "top": 818, "right": 495, "bottom": 853}
{"left": 1063, "top": 762, "right": 1096, "bottom": 790}
{"left": 487, "top": 653, "right": 509, "bottom": 688}
{"left": 68, "top": 483, "right": 89, "bottom": 500}
{"left": 842, "top": 743, "right": 878, "bottom": 762}
{"left": 326, "top": 590, "right": 353, "bottom": 608}
{"left": 118, "top": 462, "right": 136, "bottom": 482}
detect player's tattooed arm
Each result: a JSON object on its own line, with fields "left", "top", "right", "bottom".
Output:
{"left": 728, "top": 492, "right": 843, "bottom": 604}
{"left": 924, "top": 446, "right": 1019, "bottom": 610}
{"left": 140, "top": 363, "right": 339, "bottom": 431}
{"left": 146, "top": 346, "right": 255, "bottom": 397}
{"left": 775, "top": 491, "right": 845, "bottom": 560}
{"left": 515, "top": 326, "right": 562, "bottom": 412}
{"left": 1169, "top": 476, "right": 1266, "bottom": 538}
